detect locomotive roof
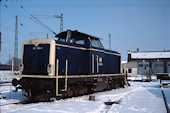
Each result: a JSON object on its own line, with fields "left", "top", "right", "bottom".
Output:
{"left": 55, "top": 30, "right": 100, "bottom": 40}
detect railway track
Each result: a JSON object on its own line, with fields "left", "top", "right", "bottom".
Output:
{"left": 0, "top": 81, "right": 11, "bottom": 85}
{"left": 161, "top": 89, "right": 170, "bottom": 113}
{"left": 0, "top": 100, "right": 38, "bottom": 106}
{"left": 0, "top": 82, "right": 33, "bottom": 107}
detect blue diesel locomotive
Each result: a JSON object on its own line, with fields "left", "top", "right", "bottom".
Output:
{"left": 12, "top": 30, "right": 125, "bottom": 101}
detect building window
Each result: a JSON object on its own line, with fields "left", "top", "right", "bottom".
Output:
{"left": 144, "top": 67, "right": 147, "bottom": 70}
{"left": 155, "top": 64, "right": 158, "bottom": 67}
{"left": 128, "top": 69, "right": 132, "bottom": 73}
{"left": 159, "top": 64, "right": 164, "bottom": 67}
{"left": 122, "top": 69, "right": 124, "bottom": 73}
{"left": 145, "top": 64, "right": 149, "bottom": 67}
{"left": 138, "top": 64, "right": 143, "bottom": 67}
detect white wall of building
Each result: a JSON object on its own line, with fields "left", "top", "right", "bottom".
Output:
{"left": 126, "top": 68, "right": 138, "bottom": 76}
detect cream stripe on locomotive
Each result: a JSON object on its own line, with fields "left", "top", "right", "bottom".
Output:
{"left": 16, "top": 73, "right": 125, "bottom": 79}
{"left": 56, "top": 43, "right": 121, "bottom": 56}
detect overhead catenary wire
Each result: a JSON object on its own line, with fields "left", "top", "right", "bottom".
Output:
{"left": 1, "top": 0, "right": 63, "bottom": 63}
{"left": 15, "top": 1, "right": 62, "bottom": 34}
{"left": 30, "top": 15, "right": 57, "bottom": 35}
{"left": 29, "top": 14, "right": 63, "bottom": 33}
{"left": 6, "top": 0, "right": 62, "bottom": 35}
{"left": 14, "top": 1, "right": 36, "bottom": 32}
{"left": 29, "top": 32, "right": 49, "bottom": 37}
{"left": 0, "top": 0, "right": 24, "bottom": 64}
{"left": 16, "top": 0, "right": 32, "bottom": 15}
{"left": 1, "top": 1, "right": 27, "bottom": 41}
{"left": 32, "top": 15, "right": 62, "bottom": 18}
{"left": 2, "top": 1, "right": 54, "bottom": 41}
{"left": 1, "top": 1, "right": 18, "bottom": 18}
{"left": 1, "top": 3, "right": 29, "bottom": 35}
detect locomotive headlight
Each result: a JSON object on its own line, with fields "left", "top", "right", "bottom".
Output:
{"left": 47, "top": 64, "right": 52, "bottom": 73}
{"left": 19, "top": 64, "right": 24, "bottom": 73}
{"left": 34, "top": 42, "right": 39, "bottom": 47}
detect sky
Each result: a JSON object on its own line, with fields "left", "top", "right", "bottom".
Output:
{"left": 0, "top": 0, "right": 170, "bottom": 64}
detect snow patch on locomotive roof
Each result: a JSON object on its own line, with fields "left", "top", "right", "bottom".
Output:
{"left": 23, "top": 39, "right": 56, "bottom": 45}
{"left": 55, "top": 30, "right": 101, "bottom": 40}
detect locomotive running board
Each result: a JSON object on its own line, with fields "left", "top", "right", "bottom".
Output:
{"left": 13, "top": 73, "right": 125, "bottom": 79}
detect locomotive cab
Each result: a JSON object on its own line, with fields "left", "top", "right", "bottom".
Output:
{"left": 56, "top": 30, "right": 104, "bottom": 49}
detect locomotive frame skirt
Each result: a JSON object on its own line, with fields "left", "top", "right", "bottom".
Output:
{"left": 12, "top": 73, "right": 125, "bottom": 96}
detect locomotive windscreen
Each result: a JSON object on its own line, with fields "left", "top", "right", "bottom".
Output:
{"left": 22, "top": 44, "right": 50, "bottom": 75}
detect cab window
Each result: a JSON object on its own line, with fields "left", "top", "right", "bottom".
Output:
{"left": 74, "top": 39, "right": 85, "bottom": 45}
{"left": 91, "top": 39, "right": 103, "bottom": 48}
{"left": 58, "top": 38, "right": 66, "bottom": 42}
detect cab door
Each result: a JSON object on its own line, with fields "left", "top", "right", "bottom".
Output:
{"left": 90, "top": 38, "right": 104, "bottom": 74}
{"left": 91, "top": 52, "right": 104, "bottom": 74}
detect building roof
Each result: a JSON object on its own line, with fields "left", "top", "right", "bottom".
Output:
{"left": 129, "top": 51, "right": 170, "bottom": 59}
{"left": 121, "top": 61, "right": 127, "bottom": 64}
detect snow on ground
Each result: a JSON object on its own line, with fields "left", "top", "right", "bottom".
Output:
{"left": 1, "top": 81, "right": 169, "bottom": 113}
{"left": 0, "top": 85, "right": 28, "bottom": 106}
{"left": 127, "top": 75, "right": 157, "bottom": 81}
{"left": 0, "top": 71, "right": 12, "bottom": 83}
{"left": 0, "top": 71, "right": 170, "bottom": 113}
{"left": 108, "top": 82, "right": 167, "bottom": 113}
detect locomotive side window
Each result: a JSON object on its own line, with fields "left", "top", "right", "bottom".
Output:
{"left": 91, "top": 39, "right": 103, "bottom": 48}
{"left": 58, "top": 38, "right": 66, "bottom": 42}
{"left": 70, "top": 39, "right": 74, "bottom": 43}
{"left": 74, "top": 39, "right": 85, "bottom": 45}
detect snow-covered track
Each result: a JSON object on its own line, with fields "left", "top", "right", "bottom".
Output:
{"left": 161, "top": 89, "right": 170, "bottom": 113}
{"left": 0, "top": 81, "right": 11, "bottom": 84}
{"left": 0, "top": 100, "right": 38, "bottom": 106}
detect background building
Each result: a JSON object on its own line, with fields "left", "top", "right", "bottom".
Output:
{"left": 127, "top": 49, "right": 170, "bottom": 76}
{"left": 122, "top": 61, "right": 138, "bottom": 76}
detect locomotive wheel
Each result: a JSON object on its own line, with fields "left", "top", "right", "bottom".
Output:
{"left": 61, "top": 83, "right": 88, "bottom": 98}
{"left": 105, "top": 78, "right": 125, "bottom": 90}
